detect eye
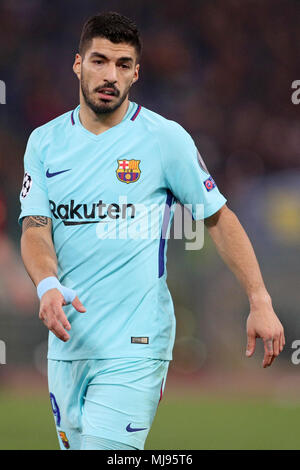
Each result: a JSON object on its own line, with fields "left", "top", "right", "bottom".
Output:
{"left": 120, "top": 64, "right": 130, "bottom": 69}
{"left": 94, "top": 60, "right": 103, "bottom": 65}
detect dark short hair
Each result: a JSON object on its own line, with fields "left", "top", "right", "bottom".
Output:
{"left": 79, "top": 12, "right": 142, "bottom": 61}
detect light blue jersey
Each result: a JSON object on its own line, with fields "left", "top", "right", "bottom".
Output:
{"left": 19, "top": 101, "right": 226, "bottom": 361}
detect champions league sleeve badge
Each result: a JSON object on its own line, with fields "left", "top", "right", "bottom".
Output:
{"left": 203, "top": 176, "right": 216, "bottom": 192}
{"left": 21, "top": 172, "right": 32, "bottom": 198}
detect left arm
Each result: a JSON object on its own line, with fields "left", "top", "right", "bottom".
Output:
{"left": 204, "top": 204, "right": 285, "bottom": 368}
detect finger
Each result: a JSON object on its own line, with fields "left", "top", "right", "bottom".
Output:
{"left": 44, "top": 317, "right": 70, "bottom": 342}
{"left": 268, "top": 355, "right": 276, "bottom": 367}
{"left": 246, "top": 332, "right": 256, "bottom": 357}
{"left": 263, "top": 356, "right": 274, "bottom": 368}
{"left": 72, "top": 296, "right": 86, "bottom": 313}
{"left": 263, "top": 338, "right": 274, "bottom": 368}
{"left": 279, "top": 333, "right": 284, "bottom": 352}
{"left": 54, "top": 305, "right": 71, "bottom": 331}
{"left": 267, "top": 337, "right": 280, "bottom": 368}
{"left": 273, "top": 336, "right": 280, "bottom": 357}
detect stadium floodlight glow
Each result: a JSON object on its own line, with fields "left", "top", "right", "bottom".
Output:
{"left": 0, "top": 340, "right": 6, "bottom": 364}
{"left": 0, "top": 80, "right": 6, "bottom": 104}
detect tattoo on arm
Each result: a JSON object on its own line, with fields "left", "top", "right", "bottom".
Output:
{"left": 22, "top": 216, "right": 51, "bottom": 233}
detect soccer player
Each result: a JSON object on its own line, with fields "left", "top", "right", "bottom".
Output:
{"left": 19, "top": 12, "right": 284, "bottom": 451}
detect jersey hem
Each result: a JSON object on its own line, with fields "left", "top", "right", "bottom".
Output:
{"left": 197, "top": 197, "right": 227, "bottom": 220}
{"left": 47, "top": 352, "right": 173, "bottom": 361}
{"left": 18, "top": 209, "right": 52, "bottom": 226}
{"left": 80, "top": 431, "right": 144, "bottom": 450}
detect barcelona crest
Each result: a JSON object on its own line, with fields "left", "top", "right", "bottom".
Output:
{"left": 59, "top": 431, "right": 70, "bottom": 449}
{"left": 116, "top": 159, "right": 141, "bottom": 184}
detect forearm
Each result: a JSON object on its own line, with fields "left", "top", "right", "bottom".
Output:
{"left": 21, "top": 216, "right": 57, "bottom": 286}
{"left": 205, "top": 206, "right": 271, "bottom": 307}
{"left": 20, "top": 216, "right": 85, "bottom": 342}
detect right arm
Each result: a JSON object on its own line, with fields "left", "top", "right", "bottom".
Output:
{"left": 21, "top": 215, "right": 86, "bottom": 342}
{"left": 21, "top": 215, "right": 57, "bottom": 285}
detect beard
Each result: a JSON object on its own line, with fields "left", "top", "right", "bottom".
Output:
{"left": 80, "top": 71, "right": 131, "bottom": 115}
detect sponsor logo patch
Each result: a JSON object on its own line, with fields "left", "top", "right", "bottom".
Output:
{"left": 49, "top": 199, "right": 135, "bottom": 225}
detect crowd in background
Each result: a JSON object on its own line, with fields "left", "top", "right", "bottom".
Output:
{"left": 0, "top": 0, "right": 299, "bottom": 370}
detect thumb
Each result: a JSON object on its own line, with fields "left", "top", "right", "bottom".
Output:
{"left": 72, "top": 296, "right": 86, "bottom": 313}
{"left": 246, "top": 332, "right": 256, "bottom": 357}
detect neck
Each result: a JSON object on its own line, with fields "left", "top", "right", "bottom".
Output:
{"left": 78, "top": 96, "right": 129, "bottom": 135}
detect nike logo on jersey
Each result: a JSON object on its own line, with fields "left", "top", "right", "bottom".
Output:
{"left": 46, "top": 168, "right": 71, "bottom": 178}
{"left": 126, "top": 423, "right": 147, "bottom": 433}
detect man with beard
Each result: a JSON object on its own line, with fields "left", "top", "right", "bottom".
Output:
{"left": 19, "top": 12, "right": 284, "bottom": 450}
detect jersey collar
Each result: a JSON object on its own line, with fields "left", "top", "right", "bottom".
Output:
{"left": 70, "top": 101, "right": 141, "bottom": 140}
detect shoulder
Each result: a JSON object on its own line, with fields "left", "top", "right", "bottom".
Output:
{"left": 139, "top": 105, "right": 193, "bottom": 145}
{"left": 27, "top": 109, "right": 75, "bottom": 146}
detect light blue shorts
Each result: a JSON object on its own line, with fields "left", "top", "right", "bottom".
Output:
{"left": 48, "top": 358, "right": 169, "bottom": 450}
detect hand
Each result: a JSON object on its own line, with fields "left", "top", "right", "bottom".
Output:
{"left": 246, "top": 298, "right": 285, "bottom": 368}
{"left": 39, "top": 288, "right": 86, "bottom": 342}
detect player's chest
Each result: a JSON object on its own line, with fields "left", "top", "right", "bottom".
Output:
{"left": 44, "top": 134, "right": 163, "bottom": 204}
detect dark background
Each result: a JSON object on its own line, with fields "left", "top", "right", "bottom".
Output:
{"left": 0, "top": 0, "right": 300, "bottom": 449}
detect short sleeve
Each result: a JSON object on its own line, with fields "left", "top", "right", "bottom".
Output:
{"left": 18, "top": 129, "right": 52, "bottom": 225}
{"left": 159, "top": 122, "right": 227, "bottom": 219}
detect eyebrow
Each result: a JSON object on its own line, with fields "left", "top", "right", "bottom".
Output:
{"left": 89, "top": 52, "right": 133, "bottom": 62}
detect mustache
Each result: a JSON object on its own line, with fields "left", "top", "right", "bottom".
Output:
{"left": 94, "top": 83, "right": 120, "bottom": 97}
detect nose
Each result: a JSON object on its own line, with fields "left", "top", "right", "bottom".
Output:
{"left": 103, "top": 62, "right": 118, "bottom": 84}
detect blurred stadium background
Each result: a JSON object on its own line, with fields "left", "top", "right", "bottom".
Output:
{"left": 0, "top": 0, "right": 300, "bottom": 449}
